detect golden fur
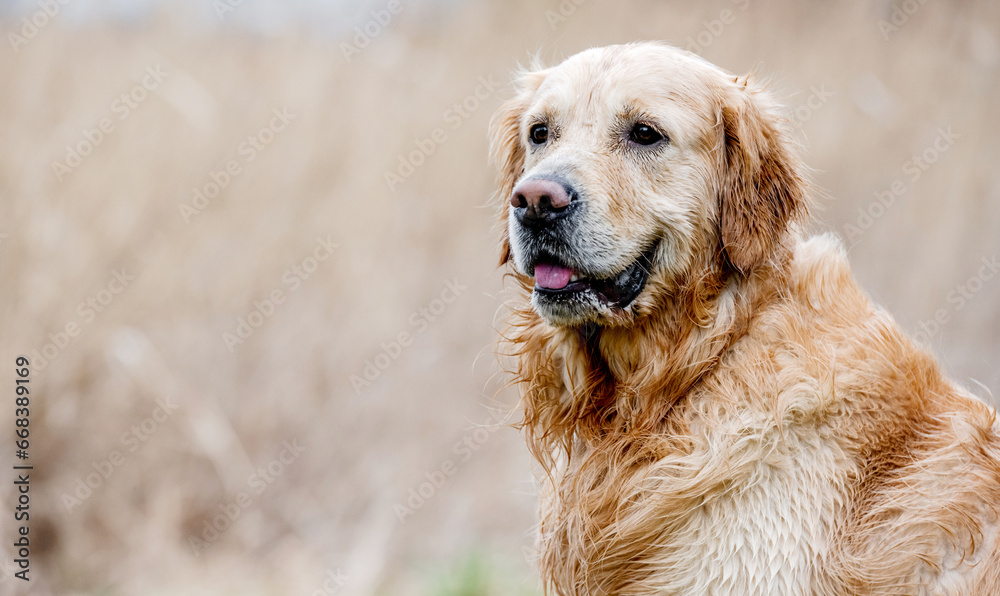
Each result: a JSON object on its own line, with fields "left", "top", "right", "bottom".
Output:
{"left": 491, "top": 42, "right": 1000, "bottom": 595}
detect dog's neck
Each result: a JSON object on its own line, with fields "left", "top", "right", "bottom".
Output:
{"left": 601, "top": 260, "right": 786, "bottom": 396}
{"left": 509, "top": 253, "right": 789, "bottom": 461}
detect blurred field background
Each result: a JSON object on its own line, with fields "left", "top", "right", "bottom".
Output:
{"left": 0, "top": 0, "right": 998, "bottom": 594}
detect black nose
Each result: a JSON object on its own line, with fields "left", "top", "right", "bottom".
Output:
{"left": 511, "top": 177, "right": 577, "bottom": 228}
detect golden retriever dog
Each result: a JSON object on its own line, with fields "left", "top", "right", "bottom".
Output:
{"left": 490, "top": 42, "right": 1000, "bottom": 595}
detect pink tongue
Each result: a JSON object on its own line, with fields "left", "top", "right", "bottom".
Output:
{"left": 534, "top": 262, "right": 575, "bottom": 290}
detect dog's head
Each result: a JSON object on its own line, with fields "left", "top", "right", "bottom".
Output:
{"left": 491, "top": 42, "right": 806, "bottom": 327}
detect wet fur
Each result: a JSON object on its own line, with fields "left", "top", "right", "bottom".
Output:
{"left": 491, "top": 43, "right": 1000, "bottom": 595}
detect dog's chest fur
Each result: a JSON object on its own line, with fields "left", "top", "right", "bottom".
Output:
{"left": 643, "top": 416, "right": 845, "bottom": 595}
{"left": 540, "top": 383, "right": 853, "bottom": 595}
{"left": 540, "top": 374, "right": 997, "bottom": 596}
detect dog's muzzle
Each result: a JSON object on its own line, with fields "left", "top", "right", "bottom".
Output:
{"left": 509, "top": 175, "right": 657, "bottom": 322}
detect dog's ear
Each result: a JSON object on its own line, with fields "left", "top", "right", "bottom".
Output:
{"left": 718, "top": 80, "right": 807, "bottom": 272}
{"left": 489, "top": 69, "right": 547, "bottom": 266}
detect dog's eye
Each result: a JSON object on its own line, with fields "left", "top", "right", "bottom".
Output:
{"left": 629, "top": 123, "right": 664, "bottom": 146}
{"left": 529, "top": 123, "right": 549, "bottom": 145}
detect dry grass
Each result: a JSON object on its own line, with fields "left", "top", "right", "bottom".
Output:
{"left": 0, "top": 1, "right": 998, "bottom": 594}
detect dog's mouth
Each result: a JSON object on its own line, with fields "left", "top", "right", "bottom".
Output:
{"left": 531, "top": 243, "right": 658, "bottom": 310}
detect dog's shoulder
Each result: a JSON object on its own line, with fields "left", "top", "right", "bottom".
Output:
{"left": 786, "top": 232, "right": 869, "bottom": 315}
{"left": 776, "top": 234, "right": 1000, "bottom": 594}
